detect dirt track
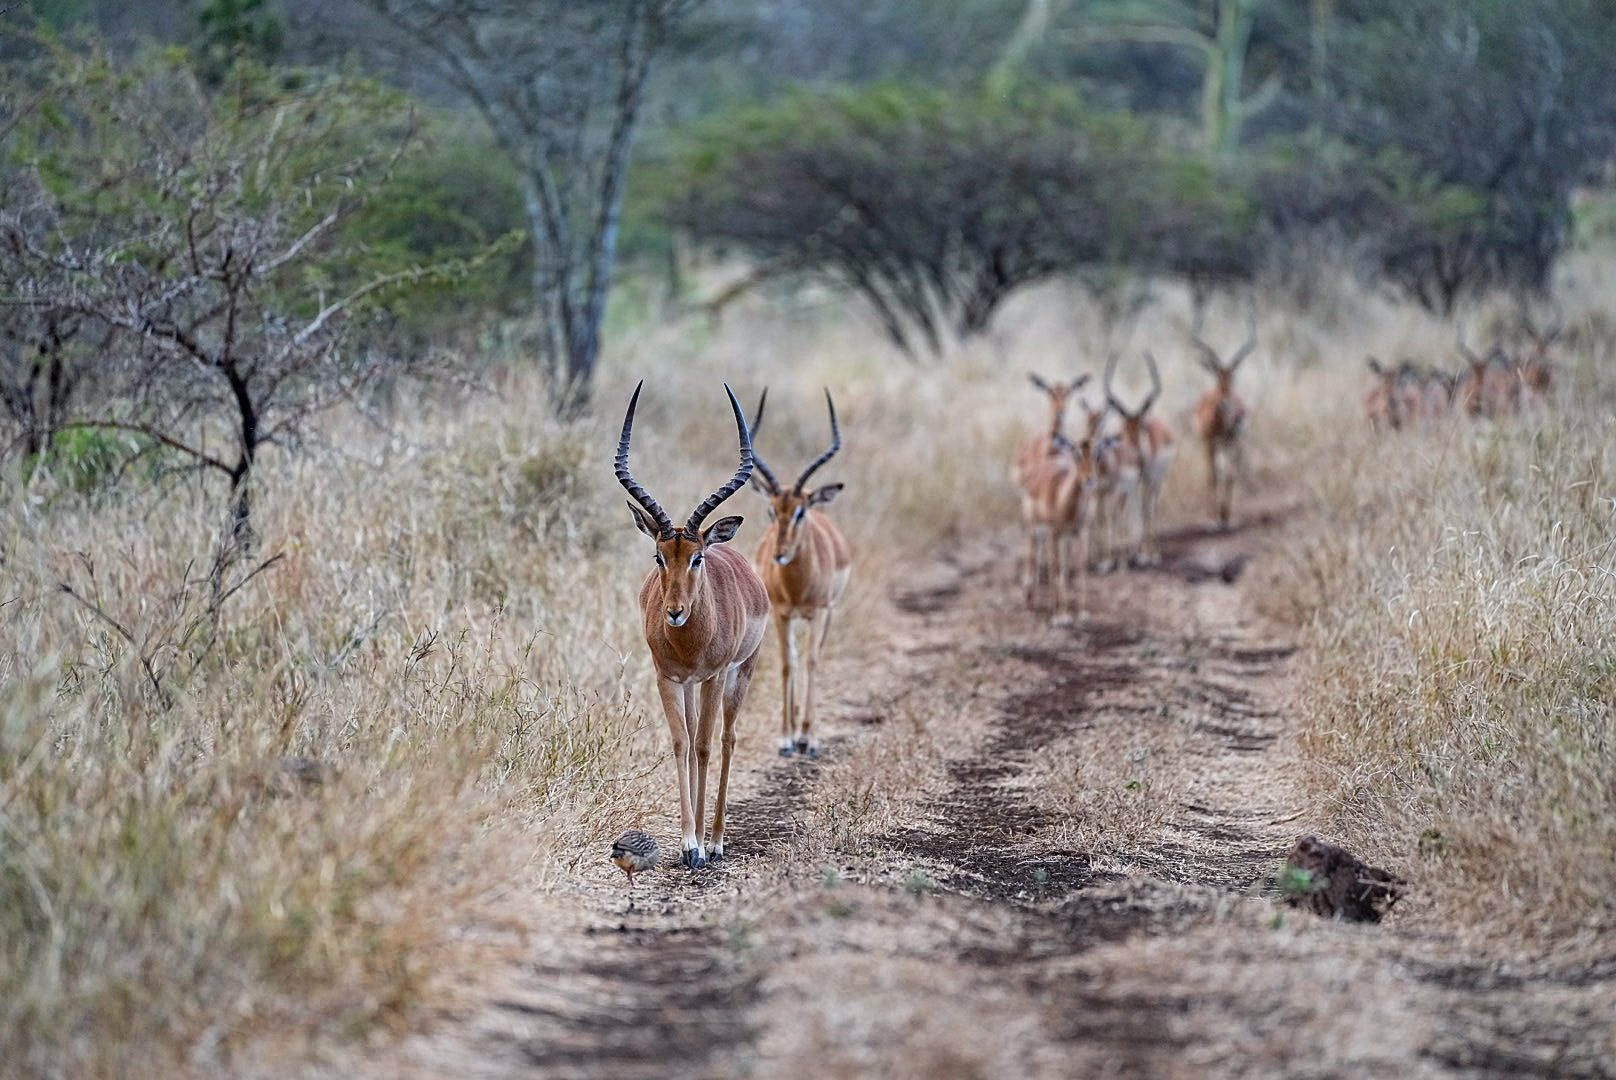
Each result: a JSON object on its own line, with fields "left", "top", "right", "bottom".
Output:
{"left": 371, "top": 499, "right": 1616, "bottom": 1079}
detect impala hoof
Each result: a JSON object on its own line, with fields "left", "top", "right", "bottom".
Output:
{"left": 684, "top": 848, "right": 707, "bottom": 870}
{"left": 795, "top": 738, "right": 810, "bottom": 755}
{"left": 708, "top": 844, "right": 725, "bottom": 863}
{"left": 778, "top": 744, "right": 796, "bottom": 758}
{"left": 805, "top": 744, "right": 819, "bottom": 760}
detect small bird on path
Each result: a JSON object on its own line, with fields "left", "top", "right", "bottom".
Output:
{"left": 610, "top": 831, "right": 659, "bottom": 889}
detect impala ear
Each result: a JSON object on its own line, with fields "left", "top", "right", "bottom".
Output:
{"left": 702, "top": 516, "right": 743, "bottom": 546}
{"left": 807, "top": 483, "right": 844, "bottom": 507}
{"left": 627, "top": 501, "right": 660, "bottom": 539}
{"left": 1028, "top": 372, "right": 1053, "bottom": 394}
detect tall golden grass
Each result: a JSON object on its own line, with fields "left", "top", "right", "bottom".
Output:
{"left": 1275, "top": 259, "right": 1616, "bottom": 939}
{"left": 1, "top": 257, "right": 1610, "bottom": 1074}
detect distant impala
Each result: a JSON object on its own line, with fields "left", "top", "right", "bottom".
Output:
{"left": 1189, "top": 318, "right": 1255, "bottom": 529}
{"left": 750, "top": 389, "right": 852, "bottom": 758}
{"left": 1106, "top": 353, "right": 1175, "bottom": 567}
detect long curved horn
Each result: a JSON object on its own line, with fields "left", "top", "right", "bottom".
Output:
{"left": 1456, "top": 325, "right": 1483, "bottom": 367}
{"left": 616, "top": 381, "right": 675, "bottom": 538}
{"left": 685, "top": 383, "right": 754, "bottom": 536}
{"left": 1188, "top": 333, "right": 1224, "bottom": 374}
{"left": 1140, "top": 351, "right": 1162, "bottom": 414}
{"left": 1104, "top": 352, "right": 1126, "bottom": 416}
{"left": 1228, "top": 312, "right": 1258, "bottom": 370}
{"left": 793, "top": 389, "right": 842, "bottom": 493}
{"left": 749, "top": 388, "right": 782, "bottom": 495}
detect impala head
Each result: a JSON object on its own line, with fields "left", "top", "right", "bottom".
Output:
{"left": 1456, "top": 325, "right": 1507, "bottom": 375}
{"left": 1052, "top": 431, "right": 1097, "bottom": 479}
{"left": 1104, "top": 351, "right": 1163, "bottom": 445}
{"left": 1028, "top": 372, "right": 1092, "bottom": 436}
{"left": 616, "top": 381, "right": 753, "bottom": 627}
{"left": 1189, "top": 314, "right": 1257, "bottom": 395}
{"left": 1517, "top": 304, "right": 1562, "bottom": 393}
{"left": 749, "top": 388, "right": 844, "bottom": 566}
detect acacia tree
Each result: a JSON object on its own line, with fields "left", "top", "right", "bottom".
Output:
{"left": 0, "top": 47, "right": 442, "bottom": 567}
{"left": 361, "top": 0, "right": 702, "bottom": 413}
{"left": 669, "top": 86, "right": 1248, "bottom": 356}
{"left": 1318, "top": 0, "right": 1616, "bottom": 309}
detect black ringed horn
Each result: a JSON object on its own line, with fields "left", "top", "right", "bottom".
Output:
{"left": 685, "top": 383, "right": 754, "bottom": 536}
{"left": 1141, "top": 351, "right": 1163, "bottom": 414}
{"left": 615, "top": 380, "right": 675, "bottom": 538}
{"left": 793, "top": 389, "right": 841, "bottom": 494}
{"left": 750, "top": 388, "right": 782, "bottom": 495}
{"left": 1103, "top": 351, "right": 1129, "bottom": 418}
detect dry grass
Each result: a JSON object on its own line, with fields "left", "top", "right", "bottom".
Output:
{"left": 1272, "top": 259, "right": 1616, "bottom": 939}
{"left": 3, "top": 254, "right": 1613, "bottom": 1075}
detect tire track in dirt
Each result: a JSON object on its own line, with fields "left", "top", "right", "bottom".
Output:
{"left": 370, "top": 499, "right": 1616, "bottom": 1079}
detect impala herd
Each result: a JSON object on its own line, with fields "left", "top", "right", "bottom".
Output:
{"left": 1365, "top": 311, "right": 1560, "bottom": 431}
{"left": 612, "top": 307, "right": 1560, "bottom": 870}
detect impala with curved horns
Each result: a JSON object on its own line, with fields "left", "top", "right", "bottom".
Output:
{"left": 1456, "top": 329, "right": 1520, "bottom": 419}
{"left": 1106, "top": 352, "right": 1176, "bottom": 567}
{"left": 616, "top": 382, "right": 770, "bottom": 868}
{"left": 1516, "top": 303, "right": 1562, "bottom": 404}
{"left": 750, "top": 389, "right": 853, "bottom": 758}
{"left": 1190, "top": 317, "right": 1255, "bottom": 529}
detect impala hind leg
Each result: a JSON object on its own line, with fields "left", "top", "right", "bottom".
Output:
{"left": 1023, "top": 523, "right": 1047, "bottom": 607}
{"left": 710, "top": 652, "right": 758, "bottom": 861}
{"left": 799, "top": 607, "right": 833, "bottom": 757}
{"left": 1097, "top": 494, "right": 1119, "bottom": 573}
{"left": 657, "top": 678, "right": 703, "bottom": 868}
{"left": 774, "top": 614, "right": 796, "bottom": 756}
{"left": 1135, "top": 480, "right": 1160, "bottom": 567}
{"left": 1067, "top": 520, "right": 1090, "bottom": 623}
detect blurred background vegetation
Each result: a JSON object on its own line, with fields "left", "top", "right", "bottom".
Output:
{"left": 6, "top": 1, "right": 1615, "bottom": 403}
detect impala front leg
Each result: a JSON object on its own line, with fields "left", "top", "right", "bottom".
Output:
{"left": 1022, "top": 519, "right": 1038, "bottom": 603}
{"left": 692, "top": 676, "right": 721, "bottom": 858}
{"left": 774, "top": 613, "right": 796, "bottom": 756}
{"left": 800, "top": 607, "right": 832, "bottom": 757}
{"left": 657, "top": 678, "right": 704, "bottom": 868}
{"left": 711, "top": 650, "right": 759, "bottom": 860}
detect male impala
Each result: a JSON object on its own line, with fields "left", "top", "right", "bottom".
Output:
{"left": 1517, "top": 305, "right": 1561, "bottom": 405}
{"left": 1456, "top": 332, "right": 1520, "bottom": 418}
{"left": 1189, "top": 320, "right": 1255, "bottom": 529}
{"left": 750, "top": 389, "right": 852, "bottom": 758}
{"left": 615, "top": 382, "right": 769, "bottom": 868}
{"left": 1106, "top": 352, "right": 1175, "bottom": 566}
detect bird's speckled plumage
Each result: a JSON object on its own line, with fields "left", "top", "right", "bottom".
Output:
{"left": 610, "top": 831, "right": 659, "bottom": 886}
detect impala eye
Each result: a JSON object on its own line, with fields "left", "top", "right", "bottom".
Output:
{"left": 653, "top": 552, "right": 665, "bottom": 568}
{"left": 767, "top": 507, "right": 777, "bottom": 521}
{"left": 690, "top": 552, "right": 704, "bottom": 568}
{"left": 792, "top": 506, "right": 805, "bottom": 523}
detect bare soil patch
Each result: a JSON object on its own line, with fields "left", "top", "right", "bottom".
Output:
{"left": 353, "top": 496, "right": 1616, "bottom": 1079}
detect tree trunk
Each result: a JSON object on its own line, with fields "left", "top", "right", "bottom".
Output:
{"left": 1205, "top": 0, "right": 1257, "bottom": 159}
